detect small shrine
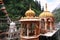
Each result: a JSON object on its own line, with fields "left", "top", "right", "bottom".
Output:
{"left": 19, "top": 7, "right": 40, "bottom": 40}
{"left": 39, "top": 3, "right": 55, "bottom": 33}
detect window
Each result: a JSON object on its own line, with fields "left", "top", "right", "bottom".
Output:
{"left": 41, "top": 19, "right": 45, "bottom": 29}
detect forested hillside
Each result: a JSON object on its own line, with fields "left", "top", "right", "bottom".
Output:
{"left": 3, "top": 0, "right": 43, "bottom": 20}
{"left": 0, "top": 0, "right": 43, "bottom": 31}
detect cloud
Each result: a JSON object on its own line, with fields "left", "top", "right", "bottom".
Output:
{"left": 47, "top": 0, "right": 60, "bottom": 12}
{"left": 37, "top": 0, "right": 60, "bottom": 12}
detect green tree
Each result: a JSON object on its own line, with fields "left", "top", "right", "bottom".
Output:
{"left": 0, "top": 0, "right": 43, "bottom": 31}
{"left": 3, "top": 0, "right": 43, "bottom": 20}
{"left": 53, "top": 8, "right": 60, "bottom": 23}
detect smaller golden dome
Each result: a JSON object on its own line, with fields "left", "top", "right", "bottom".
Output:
{"left": 39, "top": 11, "right": 54, "bottom": 17}
{"left": 25, "top": 8, "right": 35, "bottom": 17}
{"left": 39, "top": 3, "right": 54, "bottom": 18}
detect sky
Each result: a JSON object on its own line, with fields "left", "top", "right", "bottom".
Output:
{"left": 36, "top": 0, "right": 60, "bottom": 12}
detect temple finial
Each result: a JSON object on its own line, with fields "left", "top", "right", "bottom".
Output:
{"left": 45, "top": 3, "right": 48, "bottom": 11}
{"left": 29, "top": 4, "right": 31, "bottom": 10}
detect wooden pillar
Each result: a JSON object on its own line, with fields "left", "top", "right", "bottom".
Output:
{"left": 20, "top": 23, "right": 23, "bottom": 36}
{"left": 34, "top": 23, "right": 38, "bottom": 36}
{"left": 52, "top": 22, "right": 55, "bottom": 30}
{"left": 34, "top": 28, "right": 36, "bottom": 36}
{"left": 44, "top": 18, "right": 47, "bottom": 30}
{"left": 39, "top": 19, "right": 41, "bottom": 29}
{"left": 34, "top": 24, "right": 37, "bottom": 36}
{"left": 27, "top": 24, "right": 29, "bottom": 36}
{"left": 50, "top": 22, "right": 52, "bottom": 31}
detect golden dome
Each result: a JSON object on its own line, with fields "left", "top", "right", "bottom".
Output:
{"left": 39, "top": 11, "right": 54, "bottom": 17}
{"left": 39, "top": 3, "right": 54, "bottom": 18}
{"left": 25, "top": 8, "right": 35, "bottom": 17}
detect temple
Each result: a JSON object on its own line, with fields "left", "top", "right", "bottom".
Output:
{"left": 0, "top": 0, "right": 59, "bottom": 40}
{"left": 19, "top": 3, "right": 55, "bottom": 40}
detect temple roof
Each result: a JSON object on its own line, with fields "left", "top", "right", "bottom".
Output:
{"left": 39, "top": 3, "right": 54, "bottom": 18}
{"left": 25, "top": 5, "right": 35, "bottom": 17}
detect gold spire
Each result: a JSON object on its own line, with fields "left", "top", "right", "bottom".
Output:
{"left": 29, "top": 4, "right": 31, "bottom": 10}
{"left": 25, "top": 4, "right": 35, "bottom": 17}
{"left": 39, "top": 3, "right": 54, "bottom": 17}
{"left": 45, "top": 3, "right": 48, "bottom": 11}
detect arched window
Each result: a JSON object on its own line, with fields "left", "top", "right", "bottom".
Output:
{"left": 21, "top": 23, "right": 27, "bottom": 36}
{"left": 29, "top": 23, "right": 35, "bottom": 36}
{"left": 41, "top": 19, "right": 45, "bottom": 29}
{"left": 47, "top": 18, "right": 50, "bottom": 30}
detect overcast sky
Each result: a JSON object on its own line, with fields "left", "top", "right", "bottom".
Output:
{"left": 36, "top": 0, "right": 60, "bottom": 12}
